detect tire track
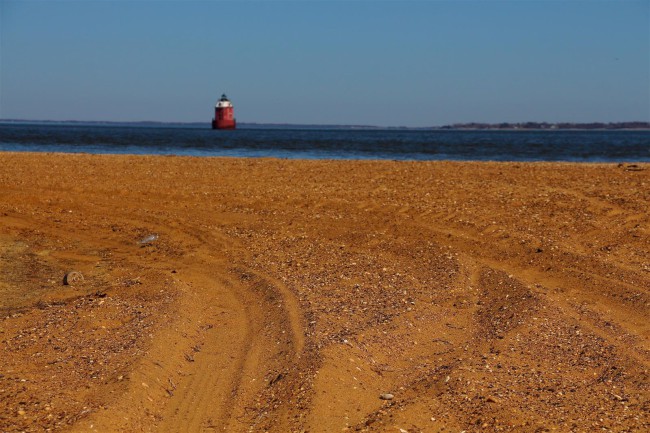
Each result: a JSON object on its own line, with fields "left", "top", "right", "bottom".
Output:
{"left": 52, "top": 204, "right": 310, "bottom": 432}
{"left": 406, "top": 217, "right": 650, "bottom": 365}
{"left": 156, "top": 271, "right": 255, "bottom": 432}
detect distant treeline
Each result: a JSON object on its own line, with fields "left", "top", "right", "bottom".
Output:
{"left": 440, "top": 122, "right": 650, "bottom": 130}
{"left": 2, "top": 119, "right": 649, "bottom": 130}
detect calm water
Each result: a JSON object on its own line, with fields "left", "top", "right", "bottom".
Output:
{"left": 1, "top": 123, "right": 648, "bottom": 162}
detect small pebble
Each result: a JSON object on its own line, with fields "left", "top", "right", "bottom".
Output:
{"left": 379, "top": 393, "right": 394, "bottom": 400}
{"left": 63, "top": 271, "right": 84, "bottom": 286}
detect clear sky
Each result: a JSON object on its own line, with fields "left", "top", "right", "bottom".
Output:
{"left": 1, "top": 0, "right": 648, "bottom": 127}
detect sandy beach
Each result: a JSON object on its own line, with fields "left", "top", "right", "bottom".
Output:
{"left": 0, "top": 152, "right": 648, "bottom": 432}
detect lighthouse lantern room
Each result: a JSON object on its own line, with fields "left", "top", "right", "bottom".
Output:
{"left": 212, "top": 94, "right": 236, "bottom": 130}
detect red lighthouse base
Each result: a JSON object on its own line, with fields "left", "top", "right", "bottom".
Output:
{"left": 211, "top": 118, "right": 236, "bottom": 130}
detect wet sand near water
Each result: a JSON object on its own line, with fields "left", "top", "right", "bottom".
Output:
{"left": 0, "top": 152, "right": 648, "bottom": 432}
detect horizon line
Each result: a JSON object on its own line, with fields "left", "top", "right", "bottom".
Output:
{"left": 1, "top": 118, "right": 649, "bottom": 130}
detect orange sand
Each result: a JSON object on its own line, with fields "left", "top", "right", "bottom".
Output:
{"left": 0, "top": 153, "right": 648, "bottom": 432}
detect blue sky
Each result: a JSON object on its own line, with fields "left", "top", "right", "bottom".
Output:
{"left": 1, "top": 0, "right": 648, "bottom": 126}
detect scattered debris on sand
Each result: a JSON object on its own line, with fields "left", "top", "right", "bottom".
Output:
{"left": 0, "top": 153, "right": 648, "bottom": 432}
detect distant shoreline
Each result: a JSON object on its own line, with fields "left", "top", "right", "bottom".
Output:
{"left": 1, "top": 119, "right": 649, "bottom": 131}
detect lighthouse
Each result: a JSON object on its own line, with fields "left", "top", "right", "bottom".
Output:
{"left": 211, "top": 94, "right": 236, "bottom": 130}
